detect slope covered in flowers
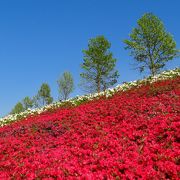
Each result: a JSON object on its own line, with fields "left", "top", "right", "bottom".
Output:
{"left": 1, "top": 68, "right": 179, "bottom": 127}
{"left": 0, "top": 76, "right": 180, "bottom": 179}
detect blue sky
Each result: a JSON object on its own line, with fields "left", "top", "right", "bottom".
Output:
{"left": 0, "top": 0, "right": 179, "bottom": 117}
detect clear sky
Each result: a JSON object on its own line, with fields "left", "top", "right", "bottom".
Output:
{"left": 0, "top": 0, "right": 179, "bottom": 117}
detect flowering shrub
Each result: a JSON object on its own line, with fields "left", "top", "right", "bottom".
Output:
{"left": 0, "top": 75, "right": 179, "bottom": 179}
{"left": 0, "top": 68, "right": 179, "bottom": 127}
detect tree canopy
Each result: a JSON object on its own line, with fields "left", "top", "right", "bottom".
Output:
{"left": 36, "top": 83, "right": 53, "bottom": 106}
{"left": 124, "top": 13, "right": 178, "bottom": 76}
{"left": 57, "top": 72, "right": 74, "bottom": 100}
{"left": 22, "top": 96, "right": 33, "bottom": 110}
{"left": 80, "top": 35, "right": 119, "bottom": 93}
{"left": 11, "top": 102, "right": 24, "bottom": 114}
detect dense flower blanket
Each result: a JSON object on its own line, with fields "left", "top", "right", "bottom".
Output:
{"left": 0, "top": 76, "right": 179, "bottom": 179}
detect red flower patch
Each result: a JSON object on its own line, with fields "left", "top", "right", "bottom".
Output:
{"left": 0, "top": 77, "right": 180, "bottom": 179}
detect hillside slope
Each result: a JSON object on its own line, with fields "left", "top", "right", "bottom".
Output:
{"left": 1, "top": 68, "right": 179, "bottom": 127}
{"left": 0, "top": 76, "right": 180, "bottom": 179}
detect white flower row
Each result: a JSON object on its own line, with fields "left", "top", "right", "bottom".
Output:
{"left": 0, "top": 68, "right": 179, "bottom": 127}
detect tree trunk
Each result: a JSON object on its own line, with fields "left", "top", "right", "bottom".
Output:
{"left": 152, "top": 68, "right": 155, "bottom": 76}
{"left": 149, "top": 56, "right": 156, "bottom": 76}
{"left": 97, "top": 79, "right": 100, "bottom": 93}
{"left": 97, "top": 66, "right": 101, "bottom": 93}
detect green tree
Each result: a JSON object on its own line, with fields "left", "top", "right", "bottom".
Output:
{"left": 32, "top": 95, "right": 40, "bottom": 108}
{"left": 11, "top": 102, "right": 24, "bottom": 114}
{"left": 37, "top": 83, "right": 53, "bottom": 106}
{"left": 57, "top": 72, "right": 74, "bottom": 100}
{"left": 80, "top": 35, "right": 119, "bottom": 93}
{"left": 22, "top": 96, "right": 33, "bottom": 110}
{"left": 124, "top": 13, "right": 179, "bottom": 76}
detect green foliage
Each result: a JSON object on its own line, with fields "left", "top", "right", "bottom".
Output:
{"left": 57, "top": 72, "right": 74, "bottom": 100}
{"left": 22, "top": 96, "right": 33, "bottom": 110}
{"left": 10, "top": 97, "right": 33, "bottom": 115}
{"left": 36, "top": 83, "right": 53, "bottom": 107}
{"left": 9, "top": 84, "right": 53, "bottom": 115}
{"left": 80, "top": 35, "right": 119, "bottom": 93}
{"left": 11, "top": 102, "right": 24, "bottom": 114}
{"left": 124, "top": 13, "right": 179, "bottom": 76}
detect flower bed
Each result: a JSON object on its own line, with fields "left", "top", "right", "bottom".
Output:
{"left": 0, "top": 75, "right": 179, "bottom": 179}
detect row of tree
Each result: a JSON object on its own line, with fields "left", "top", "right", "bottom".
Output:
{"left": 11, "top": 13, "right": 179, "bottom": 114}
{"left": 11, "top": 72, "right": 74, "bottom": 114}
{"left": 80, "top": 13, "right": 178, "bottom": 92}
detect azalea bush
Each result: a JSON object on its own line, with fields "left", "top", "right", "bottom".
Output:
{"left": 0, "top": 75, "right": 179, "bottom": 179}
